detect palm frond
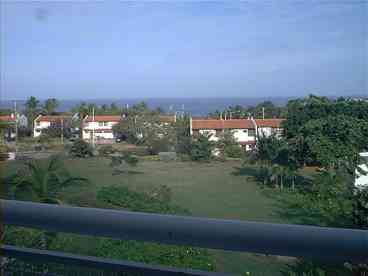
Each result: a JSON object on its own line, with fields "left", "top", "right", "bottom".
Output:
{"left": 60, "top": 177, "right": 89, "bottom": 188}
{"left": 47, "top": 155, "right": 63, "bottom": 172}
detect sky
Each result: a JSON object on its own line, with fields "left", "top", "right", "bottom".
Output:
{"left": 0, "top": 1, "right": 367, "bottom": 100}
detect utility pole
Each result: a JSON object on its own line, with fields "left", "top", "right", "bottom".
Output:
{"left": 60, "top": 118, "right": 64, "bottom": 144}
{"left": 262, "top": 107, "right": 265, "bottom": 120}
{"left": 14, "top": 101, "right": 18, "bottom": 152}
{"left": 92, "top": 107, "right": 95, "bottom": 148}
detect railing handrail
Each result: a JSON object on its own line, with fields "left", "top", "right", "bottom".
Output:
{"left": 2, "top": 245, "right": 227, "bottom": 276}
{"left": 2, "top": 199, "right": 367, "bottom": 263}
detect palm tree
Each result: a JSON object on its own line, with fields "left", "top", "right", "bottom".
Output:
{"left": 11, "top": 155, "right": 88, "bottom": 203}
{"left": 9, "top": 155, "right": 89, "bottom": 248}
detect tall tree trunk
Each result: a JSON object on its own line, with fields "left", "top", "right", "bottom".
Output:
{"left": 292, "top": 176, "right": 295, "bottom": 191}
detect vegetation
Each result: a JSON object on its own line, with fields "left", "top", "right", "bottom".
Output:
{"left": 25, "top": 96, "right": 40, "bottom": 133}
{"left": 109, "top": 153, "right": 139, "bottom": 174}
{"left": 209, "top": 100, "right": 286, "bottom": 119}
{"left": 43, "top": 98, "right": 59, "bottom": 115}
{"left": 217, "top": 130, "right": 243, "bottom": 159}
{"left": 69, "top": 139, "right": 93, "bottom": 158}
{"left": 97, "top": 185, "right": 188, "bottom": 215}
{"left": 8, "top": 155, "right": 88, "bottom": 204}
{"left": 246, "top": 95, "right": 368, "bottom": 275}
{"left": 190, "top": 133, "right": 215, "bottom": 161}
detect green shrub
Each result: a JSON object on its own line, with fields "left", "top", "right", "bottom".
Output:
{"left": 147, "top": 137, "right": 171, "bottom": 155}
{"left": 98, "top": 145, "right": 115, "bottom": 156}
{"left": 69, "top": 139, "right": 93, "bottom": 158}
{"left": 97, "top": 186, "right": 188, "bottom": 215}
{"left": 190, "top": 134, "right": 214, "bottom": 162}
{"left": 224, "top": 144, "right": 243, "bottom": 158}
{"left": 95, "top": 186, "right": 215, "bottom": 271}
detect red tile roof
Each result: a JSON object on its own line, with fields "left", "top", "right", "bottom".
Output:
{"left": 255, "top": 119, "right": 285, "bottom": 128}
{"left": 192, "top": 119, "right": 254, "bottom": 130}
{"left": 35, "top": 115, "right": 71, "bottom": 122}
{"left": 0, "top": 115, "right": 16, "bottom": 122}
{"left": 85, "top": 115, "right": 122, "bottom": 122}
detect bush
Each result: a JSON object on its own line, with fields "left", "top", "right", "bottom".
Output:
{"left": 224, "top": 144, "right": 243, "bottom": 158}
{"left": 98, "top": 145, "right": 115, "bottom": 157}
{"left": 147, "top": 137, "right": 170, "bottom": 155}
{"left": 190, "top": 134, "right": 214, "bottom": 162}
{"left": 97, "top": 186, "right": 188, "bottom": 215}
{"left": 69, "top": 139, "right": 93, "bottom": 158}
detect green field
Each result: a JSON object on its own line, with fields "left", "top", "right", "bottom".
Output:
{"left": 5, "top": 157, "right": 294, "bottom": 275}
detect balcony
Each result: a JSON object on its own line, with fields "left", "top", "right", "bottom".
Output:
{"left": 1, "top": 199, "right": 367, "bottom": 275}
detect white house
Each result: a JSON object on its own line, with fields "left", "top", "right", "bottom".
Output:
{"left": 355, "top": 152, "right": 368, "bottom": 189}
{"left": 82, "top": 115, "right": 122, "bottom": 141}
{"left": 190, "top": 118, "right": 257, "bottom": 151}
{"left": 0, "top": 114, "right": 17, "bottom": 140}
{"left": 34, "top": 115, "right": 72, "bottom": 137}
{"left": 255, "top": 119, "right": 285, "bottom": 138}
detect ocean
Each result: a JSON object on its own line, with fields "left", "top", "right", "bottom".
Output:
{"left": 0, "top": 97, "right": 294, "bottom": 116}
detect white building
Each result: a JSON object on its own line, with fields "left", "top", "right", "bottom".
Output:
{"left": 355, "top": 152, "right": 368, "bottom": 189}
{"left": 0, "top": 114, "right": 16, "bottom": 140}
{"left": 190, "top": 119, "right": 257, "bottom": 151}
{"left": 34, "top": 115, "right": 71, "bottom": 137}
{"left": 190, "top": 118, "right": 285, "bottom": 151}
{"left": 82, "top": 115, "right": 122, "bottom": 141}
{"left": 255, "top": 119, "right": 284, "bottom": 138}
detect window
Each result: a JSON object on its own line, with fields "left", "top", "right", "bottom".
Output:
{"left": 248, "top": 129, "right": 255, "bottom": 137}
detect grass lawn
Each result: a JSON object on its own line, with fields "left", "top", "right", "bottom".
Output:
{"left": 5, "top": 157, "right": 294, "bottom": 275}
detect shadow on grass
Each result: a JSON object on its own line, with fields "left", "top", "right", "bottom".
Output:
{"left": 231, "top": 165, "right": 259, "bottom": 177}
{"left": 112, "top": 170, "right": 144, "bottom": 176}
{"left": 269, "top": 192, "right": 326, "bottom": 226}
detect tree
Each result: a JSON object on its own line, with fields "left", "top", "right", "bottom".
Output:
{"left": 301, "top": 115, "right": 368, "bottom": 172}
{"left": 113, "top": 108, "right": 174, "bottom": 146}
{"left": 174, "top": 115, "right": 192, "bottom": 155}
{"left": 25, "top": 96, "right": 40, "bottom": 134}
{"left": 8, "top": 155, "right": 89, "bottom": 248}
{"left": 216, "top": 130, "right": 242, "bottom": 158}
{"left": 41, "top": 119, "right": 72, "bottom": 140}
{"left": 43, "top": 98, "right": 59, "bottom": 115}
{"left": 352, "top": 188, "right": 368, "bottom": 229}
{"left": 10, "top": 155, "right": 88, "bottom": 203}
{"left": 190, "top": 133, "right": 214, "bottom": 162}
{"left": 69, "top": 139, "right": 93, "bottom": 158}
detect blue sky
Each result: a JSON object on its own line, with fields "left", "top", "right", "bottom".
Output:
{"left": 1, "top": 1, "right": 366, "bottom": 100}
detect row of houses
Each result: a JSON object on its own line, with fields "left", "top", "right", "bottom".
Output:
{"left": 31, "top": 114, "right": 283, "bottom": 149}
{"left": 1, "top": 112, "right": 283, "bottom": 150}
{"left": 190, "top": 118, "right": 284, "bottom": 151}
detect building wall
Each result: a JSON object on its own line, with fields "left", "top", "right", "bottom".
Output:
{"left": 82, "top": 121, "right": 119, "bottom": 140}
{"left": 232, "top": 129, "right": 256, "bottom": 143}
{"left": 198, "top": 129, "right": 218, "bottom": 141}
{"left": 196, "top": 128, "right": 256, "bottom": 152}
{"left": 257, "top": 127, "right": 283, "bottom": 138}
{"left": 34, "top": 121, "right": 51, "bottom": 137}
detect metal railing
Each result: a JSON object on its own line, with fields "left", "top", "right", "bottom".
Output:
{"left": 1, "top": 199, "right": 368, "bottom": 274}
